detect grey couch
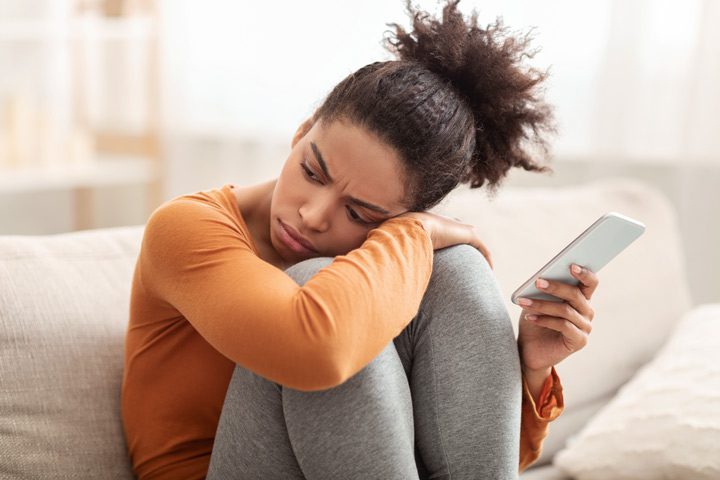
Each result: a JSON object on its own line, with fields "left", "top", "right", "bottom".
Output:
{"left": 0, "top": 178, "right": 693, "bottom": 478}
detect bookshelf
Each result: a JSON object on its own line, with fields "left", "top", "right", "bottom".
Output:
{"left": 0, "top": 0, "right": 162, "bottom": 231}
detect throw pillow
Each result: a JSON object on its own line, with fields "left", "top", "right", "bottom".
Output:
{"left": 554, "top": 303, "right": 720, "bottom": 480}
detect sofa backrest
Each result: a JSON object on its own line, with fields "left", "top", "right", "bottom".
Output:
{"left": 0, "top": 226, "right": 142, "bottom": 479}
{"left": 434, "top": 176, "right": 693, "bottom": 463}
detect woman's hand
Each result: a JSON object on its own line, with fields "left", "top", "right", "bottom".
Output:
{"left": 516, "top": 265, "right": 599, "bottom": 381}
{"left": 399, "top": 211, "right": 494, "bottom": 269}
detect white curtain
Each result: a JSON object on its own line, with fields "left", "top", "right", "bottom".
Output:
{"left": 159, "top": 0, "right": 720, "bottom": 164}
{"left": 584, "top": 0, "right": 720, "bottom": 163}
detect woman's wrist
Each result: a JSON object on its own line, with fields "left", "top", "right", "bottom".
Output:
{"left": 521, "top": 364, "right": 553, "bottom": 406}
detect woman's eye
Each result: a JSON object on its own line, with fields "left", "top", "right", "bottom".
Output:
{"left": 301, "top": 163, "right": 321, "bottom": 183}
{"left": 346, "top": 206, "right": 373, "bottom": 225}
{"left": 300, "top": 161, "right": 375, "bottom": 226}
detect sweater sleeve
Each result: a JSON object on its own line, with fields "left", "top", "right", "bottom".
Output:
{"left": 139, "top": 199, "right": 433, "bottom": 392}
{"left": 518, "top": 367, "right": 565, "bottom": 472}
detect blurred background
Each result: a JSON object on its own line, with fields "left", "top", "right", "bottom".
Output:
{"left": 0, "top": 0, "right": 718, "bottom": 304}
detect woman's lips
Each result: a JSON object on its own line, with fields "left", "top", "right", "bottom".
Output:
{"left": 278, "top": 220, "right": 317, "bottom": 254}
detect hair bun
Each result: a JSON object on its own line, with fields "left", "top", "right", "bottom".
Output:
{"left": 385, "top": 0, "right": 555, "bottom": 193}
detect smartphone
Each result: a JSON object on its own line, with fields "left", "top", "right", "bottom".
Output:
{"left": 511, "top": 212, "right": 646, "bottom": 304}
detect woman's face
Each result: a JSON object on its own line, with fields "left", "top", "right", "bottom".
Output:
{"left": 269, "top": 118, "right": 410, "bottom": 266}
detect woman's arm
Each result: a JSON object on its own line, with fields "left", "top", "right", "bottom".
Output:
{"left": 139, "top": 198, "right": 433, "bottom": 391}
{"left": 516, "top": 264, "right": 599, "bottom": 471}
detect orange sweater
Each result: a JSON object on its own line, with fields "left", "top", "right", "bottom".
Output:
{"left": 121, "top": 184, "right": 564, "bottom": 480}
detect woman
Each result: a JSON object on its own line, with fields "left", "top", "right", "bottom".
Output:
{"left": 121, "top": 2, "right": 597, "bottom": 479}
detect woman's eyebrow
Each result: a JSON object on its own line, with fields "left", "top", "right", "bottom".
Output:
{"left": 310, "top": 141, "right": 392, "bottom": 215}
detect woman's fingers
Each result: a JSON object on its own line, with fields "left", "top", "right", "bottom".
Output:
{"left": 473, "top": 240, "right": 494, "bottom": 269}
{"left": 524, "top": 313, "right": 590, "bottom": 350}
{"left": 519, "top": 297, "right": 593, "bottom": 334}
{"left": 532, "top": 273, "right": 595, "bottom": 321}
{"left": 570, "top": 264, "right": 599, "bottom": 300}
{"left": 409, "top": 213, "right": 496, "bottom": 269}
{"left": 466, "top": 225, "right": 494, "bottom": 269}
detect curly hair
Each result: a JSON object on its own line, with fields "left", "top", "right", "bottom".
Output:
{"left": 313, "top": 0, "right": 555, "bottom": 211}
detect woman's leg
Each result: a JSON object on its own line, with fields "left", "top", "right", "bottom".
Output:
{"left": 207, "top": 257, "right": 419, "bottom": 480}
{"left": 209, "top": 244, "right": 522, "bottom": 479}
{"left": 282, "top": 342, "right": 418, "bottom": 479}
{"left": 393, "top": 244, "right": 523, "bottom": 479}
{"left": 206, "top": 361, "right": 306, "bottom": 479}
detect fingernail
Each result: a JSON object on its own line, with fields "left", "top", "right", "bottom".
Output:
{"left": 572, "top": 264, "right": 582, "bottom": 274}
{"left": 518, "top": 298, "right": 533, "bottom": 306}
{"left": 527, "top": 314, "right": 538, "bottom": 321}
{"left": 536, "top": 278, "right": 549, "bottom": 289}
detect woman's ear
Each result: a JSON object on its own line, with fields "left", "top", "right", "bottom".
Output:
{"left": 291, "top": 117, "right": 314, "bottom": 148}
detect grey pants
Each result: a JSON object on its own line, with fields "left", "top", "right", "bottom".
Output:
{"left": 207, "top": 244, "right": 522, "bottom": 479}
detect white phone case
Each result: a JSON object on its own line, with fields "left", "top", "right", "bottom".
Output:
{"left": 511, "top": 212, "right": 645, "bottom": 304}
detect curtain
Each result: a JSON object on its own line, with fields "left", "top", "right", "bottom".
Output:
{"left": 159, "top": 0, "right": 720, "bottom": 165}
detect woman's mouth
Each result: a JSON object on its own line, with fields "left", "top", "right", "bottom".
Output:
{"left": 278, "top": 219, "right": 317, "bottom": 254}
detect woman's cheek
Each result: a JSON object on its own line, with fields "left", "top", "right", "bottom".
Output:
{"left": 347, "top": 231, "right": 370, "bottom": 253}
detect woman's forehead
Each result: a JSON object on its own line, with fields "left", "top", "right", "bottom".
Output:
{"left": 307, "top": 119, "right": 409, "bottom": 213}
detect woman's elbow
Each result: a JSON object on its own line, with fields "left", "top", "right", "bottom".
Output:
{"left": 286, "top": 346, "right": 355, "bottom": 392}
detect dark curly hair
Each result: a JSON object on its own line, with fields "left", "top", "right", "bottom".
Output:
{"left": 312, "top": 0, "right": 555, "bottom": 211}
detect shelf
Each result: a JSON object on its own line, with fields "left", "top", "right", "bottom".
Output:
{"left": 0, "top": 155, "right": 157, "bottom": 193}
{"left": 0, "top": 1, "right": 162, "bottom": 231}
{"left": 0, "top": 16, "right": 154, "bottom": 41}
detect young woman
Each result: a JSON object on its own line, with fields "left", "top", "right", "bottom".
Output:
{"left": 121, "top": 2, "right": 598, "bottom": 479}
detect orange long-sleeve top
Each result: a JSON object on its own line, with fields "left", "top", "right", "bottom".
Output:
{"left": 121, "top": 184, "right": 564, "bottom": 480}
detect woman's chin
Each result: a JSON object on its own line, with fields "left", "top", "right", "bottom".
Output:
{"left": 270, "top": 238, "right": 311, "bottom": 266}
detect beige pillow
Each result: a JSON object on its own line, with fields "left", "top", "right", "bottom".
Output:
{"left": 554, "top": 304, "right": 720, "bottom": 480}
{"left": 0, "top": 226, "right": 141, "bottom": 479}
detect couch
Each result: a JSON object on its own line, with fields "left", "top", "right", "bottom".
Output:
{"left": 1, "top": 177, "right": 715, "bottom": 479}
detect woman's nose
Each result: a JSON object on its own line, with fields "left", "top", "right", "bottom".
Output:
{"left": 299, "top": 198, "right": 331, "bottom": 232}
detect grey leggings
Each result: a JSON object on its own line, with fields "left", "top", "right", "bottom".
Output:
{"left": 207, "top": 244, "right": 522, "bottom": 479}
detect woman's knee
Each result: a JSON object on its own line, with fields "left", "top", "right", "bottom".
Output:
{"left": 425, "top": 244, "right": 507, "bottom": 321}
{"left": 432, "top": 243, "right": 493, "bottom": 289}
{"left": 284, "top": 256, "right": 334, "bottom": 286}
{"left": 413, "top": 244, "right": 520, "bottom": 373}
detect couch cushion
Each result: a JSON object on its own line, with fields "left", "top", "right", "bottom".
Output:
{"left": 521, "top": 464, "right": 572, "bottom": 480}
{"left": 434, "top": 177, "right": 693, "bottom": 464}
{"left": 553, "top": 304, "right": 720, "bottom": 479}
{"left": 0, "top": 226, "right": 143, "bottom": 479}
